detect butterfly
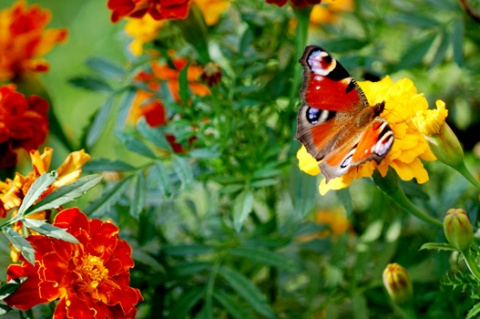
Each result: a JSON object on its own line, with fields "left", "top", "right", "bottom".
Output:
{"left": 295, "top": 46, "right": 394, "bottom": 182}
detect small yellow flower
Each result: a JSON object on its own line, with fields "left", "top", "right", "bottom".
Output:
{"left": 298, "top": 76, "right": 436, "bottom": 195}
{"left": 194, "top": 0, "right": 230, "bottom": 26}
{"left": 124, "top": 15, "right": 164, "bottom": 56}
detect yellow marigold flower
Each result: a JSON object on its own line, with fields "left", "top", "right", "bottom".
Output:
{"left": 194, "top": 0, "right": 230, "bottom": 26}
{"left": 124, "top": 15, "right": 165, "bottom": 57}
{"left": 298, "top": 76, "right": 436, "bottom": 195}
{"left": 0, "top": 148, "right": 90, "bottom": 262}
{"left": 310, "top": 0, "right": 354, "bottom": 25}
{"left": 0, "top": 0, "right": 68, "bottom": 81}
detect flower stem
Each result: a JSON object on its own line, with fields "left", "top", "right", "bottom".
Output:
{"left": 373, "top": 170, "right": 442, "bottom": 228}
{"left": 455, "top": 161, "right": 480, "bottom": 190}
{"left": 287, "top": 7, "right": 311, "bottom": 111}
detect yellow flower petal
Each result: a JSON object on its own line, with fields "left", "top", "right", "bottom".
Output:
{"left": 194, "top": 0, "right": 230, "bottom": 26}
{"left": 297, "top": 146, "right": 320, "bottom": 176}
{"left": 54, "top": 150, "right": 91, "bottom": 188}
{"left": 413, "top": 99, "right": 448, "bottom": 136}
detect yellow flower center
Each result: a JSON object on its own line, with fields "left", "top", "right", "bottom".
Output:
{"left": 76, "top": 254, "right": 109, "bottom": 291}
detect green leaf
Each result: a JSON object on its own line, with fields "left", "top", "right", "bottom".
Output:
{"left": 151, "top": 161, "right": 172, "bottom": 197}
{"left": 175, "top": 5, "right": 210, "bottom": 63}
{"left": 189, "top": 147, "right": 220, "bottom": 159}
{"left": 178, "top": 62, "right": 190, "bottom": 106}
{"left": 131, "top": 250, "right": 165, "bottom": 273}
{"left": 393, "top": 12, "right": 439, "bottom": 28}
{"left": 429, "top": 30, "right": 450, "bottom": 68}
{"left": 0, "top": 279, "right": 20, "bottom": 300}
{"left": 18, "top": 172, "right": 58, "bottom": 216}
{"left": 218, "top": 266, "right": 274, "bottom": 318}
{"left": 419, "top": 242, "right": 456, "bottom": 252}
{"left": 137, "top": 118, "right": 173, "bottom": 152}
{"left": 85, "top": 176, "right": 133, "bottom": 217}
{"left": 288, "top": 164, "right": 316, "bottom": 218}
{"left": 130, "top": 171, "right": 146, "bottom": 218}
{"left": 452, "top": 18, "right": 464, "bottom": 66}
{"left": 117, "top": 132, "right": 157, "bottom": 158}
{"left": 0, "top": 304, "right": 12, "bottom": 315}
{"left": 3, "top": 227, "right": 35, "bottom": 265}
{"left": 83, "top": 159, "right": 135, "bottom": 172}
{"left": 24, "top": 175, "right": 103, "bottom": 215}
{"left": 233, "top": 189, "right": 254, "bottom": 232}
{"left": 336, "top": 188, "right": 353, "bottom": 216}
{"left": 22, "top": 219, "right": 79, "bottom": 244}
{"left": 85, "top": 57, "right": 125, "bottom": 79}
{"left": 167, "top": 287, "right": 203, "bottom": 319}
{"left": 239, "top": 27, "right": 254, "bottom": 56}
{"left": 213, "top": 290, "right": 253, "bottom": 319}
{"left": 86, "top": 97, "right": 114, "bottom": 149}
{"left": 466, "top": 302, "right": 480, "bottom": 319}
{"left": 323, "top": 38, "right": 368, "bottom": 53}
{"left": 172, "top": 155, "right": 193, "bottom": 188}
{"left": 229, "top": 247, "right": 297, "bottom": 271}
{"left": 162, "top": 244, "right": 214, "bottom": 256}
{"left": 395, "top": 34, "right": 436, "bottom": 70}
{"left": 250, "top": 178, "right": 277, "bottom": 188}
{"left": 171, "top": 262, "right": 212, "bottom": 278}
{"left": 68, "top": 75, "right": 112, "bottom": 92}
{"left": 114, "top": 88, "right": 136, "bottom": 133}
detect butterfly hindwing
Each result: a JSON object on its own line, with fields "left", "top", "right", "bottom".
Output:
{"left": 295, "top": 45, "right": 394, "bottom": 181}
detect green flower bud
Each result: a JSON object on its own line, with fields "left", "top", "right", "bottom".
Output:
{"left": 382, "top": 263, "right": 413, "bottom": 305}
{"left": 443, "top": 208, "right": 474, "bottom": 252}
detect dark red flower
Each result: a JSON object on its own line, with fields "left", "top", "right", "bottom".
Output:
{"left": 0, "top": 85, "right": 49, "bottom": 169}
{"left": 108, "top": 0, "right": 192, "bottom": 23}
{"left": 266, "top": 0, "right": 322, "bottom": 8}
{"left": 4, "top": 208, "right": 143, "bottom": 318}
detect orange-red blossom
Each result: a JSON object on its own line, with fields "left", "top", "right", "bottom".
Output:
{"left": 4, "top": 208, "right": 143, "bottom": 319}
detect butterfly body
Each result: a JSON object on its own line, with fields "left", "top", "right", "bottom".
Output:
{"left": 295, "top": 46, "right": 394, "bottom": 182}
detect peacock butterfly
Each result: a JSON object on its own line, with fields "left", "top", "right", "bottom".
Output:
{"left": 295, "top": 46, "right": 394, "bottom": 182}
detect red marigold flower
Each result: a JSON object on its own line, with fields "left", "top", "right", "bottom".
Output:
{"left": 266, "top": 0, "right": 322, "bottom": 8}
{"left": 0, "top": 85, "right": 49, "bottom": 169}
{"left": 0, "top": 1, "right": 68, "bottom": 81}
{"left": 4, "top": 208, "right": 143, "bottom": 318}
{"left": 108, "top": 0, "right": 192, "bottom": 23}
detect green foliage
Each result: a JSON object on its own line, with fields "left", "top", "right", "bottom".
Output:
{"left": 1, "top": 0, "right": 480, "bottom": 318}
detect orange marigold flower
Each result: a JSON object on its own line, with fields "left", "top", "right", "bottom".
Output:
{"left": 298, "top": 76, "right": 436, "bottom": 195}
{"left": 128, "top": 57, "right": 210, "bottom": 152}
{"left": 266, "top": 0, "right": 322, "bottom": 8}
{"left": 0, "top": 84, "right": 49, "bottom": 169}
{"left": 194, "top": 0, "right": 230, "bottom": 25}
{"left": 0, "top": 147, "right": 90, "bottom": 262}
{"left": 108, "top": 0, "right": 192, "bottom": 23}
{"left": 4, "top": 207, "right": 143, "bottom": 318}
{"left": 0, "top": 0, "right": 68, "bottom": 81}
{"left": 298, "top": 208, "right": 350, "bottom": 242}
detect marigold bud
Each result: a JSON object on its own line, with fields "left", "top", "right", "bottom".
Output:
{"left": 201, "top": 62, "right": 222, "bottom": 87}
{"left": 443, "top": 208, "right": 473, "bottom": 252}
{"left": 414, "top": 100, "right": 464, "bottom": 169}
{"left": 382, "top": 263, "right": 413, "bottom": 305}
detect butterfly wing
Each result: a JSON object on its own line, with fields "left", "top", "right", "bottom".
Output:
{"left": 295, "top": 45, "right": 368, "bottom": 160}
{"left": 319, "top": 118, "right": 394, "bottom": 181}
{"left": 295, "top": 46, "right": 394, "bottom": 181}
